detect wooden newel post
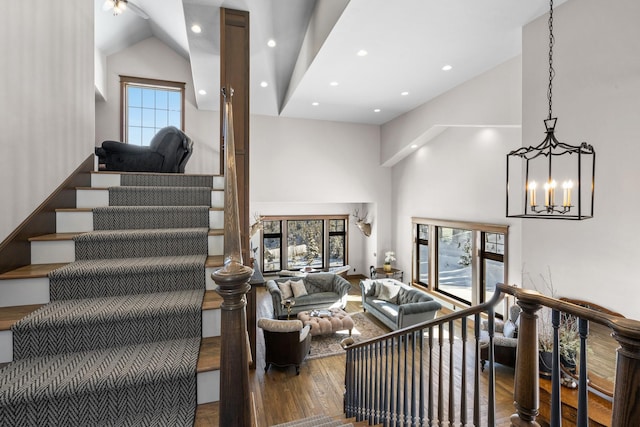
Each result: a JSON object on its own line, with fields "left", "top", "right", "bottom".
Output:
{"left": 511, "top": 299, "right": 542, "bottom": 427}
{"left": 213, "top": 267, "right": 253, "bottom": 427}
{"left": 215, "top": 88, "right": 254, "bottom": 426}
{"left": 611, "top": 320, "right": 640, "bottom": 426}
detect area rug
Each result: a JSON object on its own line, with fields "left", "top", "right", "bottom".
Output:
{"left": 307, "top": 312, "right": 390, "bottom": 360}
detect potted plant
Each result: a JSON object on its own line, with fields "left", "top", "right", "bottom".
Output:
{"left": 384, "top": 251, "right": 396, "bottom": 272}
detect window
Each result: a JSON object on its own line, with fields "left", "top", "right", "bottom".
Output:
{"left": 416, "top": 224, "right": 429, "bottom": 285}
{"left": 120, "top": 75, "right": 185, "bottom": 146}
{"left": 261, "top": 216, "right": 348, "bottom": 273}
{"left": 413, "top": 218, "right": 507, "bottom": 310}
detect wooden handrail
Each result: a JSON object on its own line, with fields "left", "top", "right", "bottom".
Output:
{"left": 498, "top": 283, "right": 640, "bottom": 426}
{"left": 344, "top": 282, "right": 640, "bottom": 426}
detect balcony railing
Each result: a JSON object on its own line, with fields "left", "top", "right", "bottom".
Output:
{"left": 344, "top": 283, "right": 640, "bottom": 426}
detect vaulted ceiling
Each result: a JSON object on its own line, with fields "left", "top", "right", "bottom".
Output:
{"left": 95, "top": 0, "right": 566, "bottom": 125}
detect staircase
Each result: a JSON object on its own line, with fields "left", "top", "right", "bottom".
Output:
{"left": 0, "top": 171, "right": 226, "bottom": 426}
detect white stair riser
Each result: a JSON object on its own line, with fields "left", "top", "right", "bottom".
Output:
{"left": 0, "top": 331, "right": 12, "bottom": 364}
{"left": 202, "top": 309, "right": 221, "bottom": 338}
{"left": 213, "top": 176, "right": 224, "bottom": 191}
{"left": 90, "top": 174, "right": 224, "bottom": 190}
{"left": 76, "top": 189, "right": 221, "bottom": 209}
{"left": 56, "top": 210, "right": 224, "bottom": 233}
{"left": 30, "top": 236, "right": 223, "bottom": 264}
{"left": 205, "top": 268, "right": 219, "bottom": 290}
{"left": 0, "top": 274, "right": 219, "bottom": 310}
{"left": 31, "top": 241, "right": 76, "bottom": 264}
{"left": 0, "top": 307, "right": 220, "bottom": 364}
{"left": 209, "top": 235, "right": 223, "bottom": 256}
{"left": 197, "top": 370, "right": 220, "bottom": 404}
{"left": 56, "top": 211, "right": 94, "bottom": 233}
{"left": 0, "top": 278, "right": 50, "bottom": 308}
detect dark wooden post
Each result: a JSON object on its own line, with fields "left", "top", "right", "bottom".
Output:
{"left": 214, "top": 90, "right": 253, "bottom": 427}
{"left": 511, "top": 298, "right": 542, "bottom": 427}
{"left": 611, "top": 319, "right": 640, "bottom": 426}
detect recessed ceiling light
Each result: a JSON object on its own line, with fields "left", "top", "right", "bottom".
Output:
{"left": 267, "top": 39, "right": 276, "bottom": 48}
{"left": 401, "top": 91, "right": 409, "bottom": 96}
{"left": 329, "top": 81, "right": 339, "bottom": 87}
{"left": 411, "top": 144, "right": 418, "bottom": 149}
{"left": 312, "top": 102, "right": 319, "bottom": 106}
{"left": 198, "top": 89, "right": 207, "bottom": 95}
{"left": 442, "top": 64, "right": 453, "bottom": 71}
{"left": 260, "top": 81, "right": 268, "bottom": 88}
{"left": 357, "top": 49, "right": 368, "bottom": 56}
{"left": 374, "top": 109, "right": 381, "bottom": 113}
{"left": 191, "top": 24, "right": 202, "bottom": 34}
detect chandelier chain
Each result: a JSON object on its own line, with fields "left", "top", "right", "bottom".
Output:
{"left": 547, "top": 0, "right": 555, "bottom": 120}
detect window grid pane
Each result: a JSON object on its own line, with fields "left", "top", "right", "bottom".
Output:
{"left": 437, "top": 227, "right": 473, "bottom": 305}
{"left": 287, "top": 220, "right": 323, "bottom": 269}
{"left": 125, "top": 84, "right": 183, "bottom": 146}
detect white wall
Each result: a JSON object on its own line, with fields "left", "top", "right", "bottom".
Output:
{"left": 382, "top": 57, "right": 523, "bottom": 290}
{"left": 250, "top": 115, "right": 390, "bottom": 275}
{"left": 0, "top": 1, "right": 95, "bottom": 242}
{"left": 94, "top": 42, "right": 391, "bottom": 275}
{"left": 94, "top": 37, "right": 220, "bottom": 175}
{"left": 521, "top": 0, "right": 640, "bottom": 319}
{"left": 392, "top": 127, "right": 522, "bottom": 288}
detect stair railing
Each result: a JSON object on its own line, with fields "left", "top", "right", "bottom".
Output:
{"left": 212, "top": 87, "right": 254, "bottom": 427}
{"left": 344, "top": 288, "right": 505, "bottom": 426}
{"left": 345, "top": 283, "right": 640, "bottom": 427}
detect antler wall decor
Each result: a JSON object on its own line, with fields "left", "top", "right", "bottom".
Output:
{"left": 352, "top": 209, "right": 371, "bottom": 237}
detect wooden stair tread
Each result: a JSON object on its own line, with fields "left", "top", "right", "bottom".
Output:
{"left": 197, "top": 336, "right": 221, "bottom": 373}
{"left": 203, "top": 290, "right": 223, "bottom": 310}
{"left": 194, "top": 402, "right": 219, "bottom": 426}
{"left": 0, "top": 263, "right": 67, "bottom": 280}
{"left": 28, "top": 232, "right": 83, "bottom": 242}
{"left": 205, "top": 255, "right": 223, "bottom": 268}
{"left": 0, "top": 304, "right": 45, "bottom": 331}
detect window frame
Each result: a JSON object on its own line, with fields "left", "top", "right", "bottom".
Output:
{"left": 261, "top": 215, "right": 349, "bottom": 274}
{"left": 412, "top": 217, "right": 508, "bottom": 308}
{"left": 119, "top": 75, "right": 186, "bottom": 144}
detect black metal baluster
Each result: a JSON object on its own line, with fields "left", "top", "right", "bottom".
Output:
{"left": 487, "top": 307, "right": 496, "bottom": 426}
{"left": 419, "top": 329, "right": 425, "bottom": 426}
{"left": 390, "top": 336, "right": 397, "bottom": 427}
{"left": 438, "top": 323, "right": 444, "bottom": 425}
{"left": 474, "top": 313, "right": 481, "bottom": 426}
{"left": 367, "top": 343, "right": 372, "bottom": 422}
{"left": 461, "top": 317, "right": 468, "bottom": 426}
{"left": 411, "top": 331, "right": 417, "bottom": 426}
{"left": 428, "top": 326, "right": 434, "bottom": 426}
{"left": 577, "top": 317, "right": 589, "bottom": 427}
{"left": 384, "top": 337, "right": 390, "bottom": 426}
{"left": 403, "top": 333, "right": 409, "bottom": 426}
{"left": 345, "top": 348, "right": 352, "bottom": 417}
{"left": 551, "top": 309, "right": 561, "bottom": 427}
{"left": 448, "top": 320, "right": 455, "bottom": 425}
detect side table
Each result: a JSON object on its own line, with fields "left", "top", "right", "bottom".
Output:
{"left": 374, "top": 267, "right": 403, "bottom": 282}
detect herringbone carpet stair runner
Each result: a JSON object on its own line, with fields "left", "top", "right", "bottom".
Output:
{"left": 0, "top": 174, "right": 213, "bottom": 426}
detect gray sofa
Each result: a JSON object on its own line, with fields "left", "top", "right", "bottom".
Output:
{"left": 360, "top": 278, "right": 442, "bottom": 330}
{"left": 266, "top": 273, "right": 351, "bottom": 318}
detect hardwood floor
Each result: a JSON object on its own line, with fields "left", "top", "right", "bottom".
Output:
{"left": 248, "top": 279, "right": 517, "bottom": 427}
{"left": 203, "top": 278, "right": 616, "bottom": 426}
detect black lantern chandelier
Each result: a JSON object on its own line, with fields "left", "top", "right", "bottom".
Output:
{"left": 506, "top": 0, "right": 595, "bottom": 220}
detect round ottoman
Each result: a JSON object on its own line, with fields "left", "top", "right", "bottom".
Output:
{"left": 297, "top": 308, "right": 354, "bottom": 336}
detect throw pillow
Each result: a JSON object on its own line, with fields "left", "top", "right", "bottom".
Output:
{"left": 290, "top": 280, "right": 308, "bottom": 298}
{"left": 378, "top": 282, "right": 400, "bottom": 304}
{"left": 278, "top": 281, "right": 294, "bottom": 300}
{"left": 503, "top": 320, "right": 517, "bottom": 339}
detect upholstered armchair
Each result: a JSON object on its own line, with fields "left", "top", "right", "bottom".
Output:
{"left": 258, "top": 318, "right": 311, "bottom": 375}
{"left": 95, "top": 126, "right": 193, "bottom": 173}
{"left": 480, "top": 304, "right": 522, "bottom": 370}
